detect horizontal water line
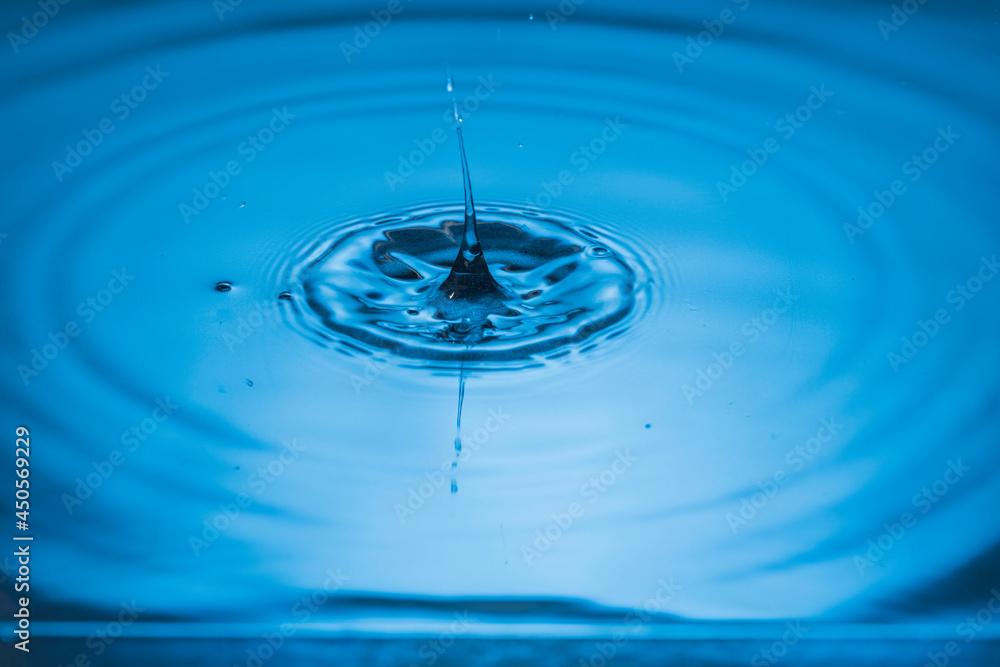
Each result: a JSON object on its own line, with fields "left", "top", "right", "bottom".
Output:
{"left": 10, "top": 621, "right": 1000, "bottom": 641}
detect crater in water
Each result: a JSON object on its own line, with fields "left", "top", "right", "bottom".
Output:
{"left": 286, "top": 205, "right": 646, "bottom": 367}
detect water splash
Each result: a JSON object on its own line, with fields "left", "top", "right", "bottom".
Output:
{"left": 438, "top": 86, "right": 506, "bottom": 493}
{"left": 430, "top": 104, "right": 515, "bottom": 343}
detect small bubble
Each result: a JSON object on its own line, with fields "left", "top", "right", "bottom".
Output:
{"left": 278, "top": 292, "right": 292, "bottom": 301}
{"left": 528, "top": 13, "right": 534, "bottom": 20}
{"left": 238, "top": 202, "right": 246, "bottom": 208}
{"left": 215, "top": 282, "right": 232, "bottom": 292}
{"left": 589, "top": 246, "right": 612, "bottom": 257}
{"left": 365, "top": 291, "right": 383, "bottom": 300}
{"left": 645, "top": 424, "right": 651, "bottom": 429}
{"left": 518, "top": 142, "right": 524, "bottom": 148}
{"left": 407, "top": 309, "right": 419, "bottom": 315}
{"left": 245, "top": 378, "right": 254, "bottom": 387}
{"left": 523, "top": 290, "right": 542, "bottom": 299}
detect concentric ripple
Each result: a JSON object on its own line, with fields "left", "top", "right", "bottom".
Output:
{"left": 280, "top": 204, "right": 650, "bottom": 366}
{"left": 4, "top": 0, "right": 999, "bottom": 643}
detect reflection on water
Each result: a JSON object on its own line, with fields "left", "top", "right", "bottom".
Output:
{"left": 1, "top": 0, "right": 999, "bottom": 665}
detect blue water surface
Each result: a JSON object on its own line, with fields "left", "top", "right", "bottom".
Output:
{"left": 1, "top": 0, "right": 999, "bottom": 665}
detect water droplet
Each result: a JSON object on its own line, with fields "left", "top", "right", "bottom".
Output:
{"left": 238, "top": 202, "right": 246, "bottom": 208}
{"left": 245, "top": 378, "right": 253, "bottom": 387}
{"left": 215, "top": 282, "right": 232, "bottom": 292}
{"left": 529, "top": 13, "right": 534, "bottom": 20}
{"left": 278, "top": 292, "right": 292, "bottom": 301}
{"left": 518, "top": 142, "right": 524, "bottom": 148}
{"left": 645, "top": 424, "right": 651, "bottom": 429}
{"left": 283, "top": 100, "right": 649, "bottom": 496}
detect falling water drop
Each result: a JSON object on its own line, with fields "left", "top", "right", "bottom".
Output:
{"left": 451, "top": 361, "right": 467, "bottom": 494}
